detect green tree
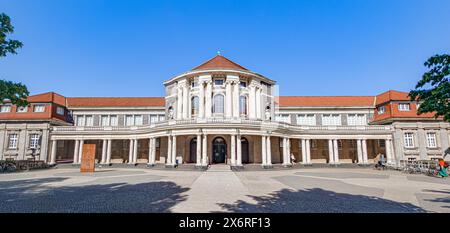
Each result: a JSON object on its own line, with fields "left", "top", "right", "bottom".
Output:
{"left": 0, "top": 12, "right": 28, "bottom": 106}
{"left": 409, "top": 54, "right": 450, "bottom": 121}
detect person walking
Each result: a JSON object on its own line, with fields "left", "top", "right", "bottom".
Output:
{"left": 438, "top": 159, "right": 448, "bottom": 178}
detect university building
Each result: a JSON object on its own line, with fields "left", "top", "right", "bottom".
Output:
{"left": 1, "top": 55, "right": 449, "bottom": 168}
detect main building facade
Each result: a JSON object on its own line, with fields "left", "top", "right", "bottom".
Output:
{"left": 1, "top": 55, "right": 449, "bottom": 168}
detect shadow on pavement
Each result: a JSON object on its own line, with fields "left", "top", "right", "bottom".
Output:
{"left": 218, "top": 188, "right": 426, "bottom": 213}
{"left": 423, "top": 189, "right": 450, "bottom": 209}
{"left": 0, "top": 177, "right": 189, "bottom": 213}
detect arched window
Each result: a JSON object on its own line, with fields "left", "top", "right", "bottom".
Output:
{"left": 213, "top": 94, "right": 224, "bottom": 114}
{"left": 191, "top": 96, "right": 199, "bottom": 116}
{"left": 240, "top": 96, "right": 247, "bottom": 115}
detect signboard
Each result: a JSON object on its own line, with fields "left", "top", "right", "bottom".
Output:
{"left": 80, "top": 144, "right": 96, "bottom": 173}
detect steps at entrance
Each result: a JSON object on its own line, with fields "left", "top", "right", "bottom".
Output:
{"left": 208, "top": 164, "right": 231, "bottom": 172}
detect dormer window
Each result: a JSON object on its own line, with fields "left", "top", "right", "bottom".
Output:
{"left": 17, "top": 106, "right": 28, "bottom": 113}
{"left": 0, "top": 105, "right": 11, "bottom": 113}
{"left": 33, "top": 104, "right": 45, "bottom": 113}
{"left": 378, "top": 106, "right": 386, "bottom": 114}
{"left": 398, "top": 103, "right": 410, "bottom": 111}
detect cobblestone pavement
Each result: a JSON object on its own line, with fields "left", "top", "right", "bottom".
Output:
{"left": 0, "top": 166, "right": 448, "bottom": 213}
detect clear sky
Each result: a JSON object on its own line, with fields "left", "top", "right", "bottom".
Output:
{"left": 1, "top": 0, "right": 449, "bottom": 97}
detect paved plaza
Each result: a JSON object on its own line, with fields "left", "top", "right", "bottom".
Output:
{"left": 0, "top": 166, "right": 449, "bottom": 213}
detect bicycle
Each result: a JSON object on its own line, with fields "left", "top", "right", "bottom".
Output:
{"left": 0, "top": 161, "right": 17, "bottom": 173}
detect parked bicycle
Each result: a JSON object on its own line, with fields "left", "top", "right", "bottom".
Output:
{"left": 0, "top": 160, "right": 17, "bottom": 173}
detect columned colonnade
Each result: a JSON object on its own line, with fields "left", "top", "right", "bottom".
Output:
{"left": 48, "top": 135, "right": 395, "bottom": 167}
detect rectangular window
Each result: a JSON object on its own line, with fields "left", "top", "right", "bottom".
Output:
{"left": 378, "top": 106, "right": 386, "bottom": 114}
{"left": 159, "top": 115, "right": 165, "bottom": 122}
{"left": 33, "top": 105, "right": 45, "bottom": 113}
{"left": 191, "top": 81, "right": 198, "bottom": 88}
{"left": 337, "top": 140, "right": 342, "bottom": 149}
{"left": 101, "top": 115, "right": 109, "bottom": 126}
{"left": 240, "top": 82, "right": 247, "bottom": 88}
{"left": 125, "top": 115, "right": 134, "bottom": 126}
{"left": 297, "top": 114, "right": 316, "bottom": 125}
{"left": 150, "top": 115, "right": 158, "bottom": 124}
{"left": 155, "top": 138, "right": 160, "bottom": 148}
{"left": 378, "top": 139, "right": 386, "bottom": 148}
{"left": 0, "top": 105, "right": 11, "bottom": 113}
{"left": 85, "top": 115, "right": 93, "bottom": 126}
{"left": 347, "top": 114, "right": 366, "bottom": 125}
{"left": 8, "top": 134, "right": 18, "bottom": 149}
{"left": 110, "top": 115, "right": 118, "bottom": 126}
{"left": 426, "top": 132, "right": 437, "bottom": 148}
{"left": 76, "top": 116, "right": 85, "bottom": 126}
{"left": 276, "top": 114, "right": 290, "bottom": 123}
{"left": 17, "top": 106, "right": 28, "bottom": 113}
{"left": 398, "top": 103, "right": 410, "bottom": 111}
{"left": 29, "top": 134, "right": 40, "bottom": 149}
{"left": 311, "top": 140, "right": 317, "bottom": 149}
{"left": 135, "top": 115, "right": 143, "bottom": 125}
{"left": 214, "top": 79, "right": 224, "bottom": 86}
{"left": 404, "top": 132, "right": 415, "bottom": 148}
{"left": 322, "top": 114, "right": 341, "bottom": 126}
{"left": 56, "top": 106, "right": 65, "bottom": 115}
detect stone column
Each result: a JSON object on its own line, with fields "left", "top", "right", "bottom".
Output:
{"left": 362, "top": 139, "right": 368, "bottom": 164}
{"left": 196, "top": 134, "right": 202, "bottom": 166}
{"left": 101, "top": 139, "right": 107, "bottom": 164}
{"left": 172, "top": 136, "right": 177, "bottom": 165}
{"left": 150, "top": 138, "right": 156, "bottom": 165}
{"left": 357, "top": 139, "right": 363, "bottom": 164}
{"left": 261, "top": 136, "right": 267, "bottom": 166}
{"left": 385, "top": 139, "right": 393, "bottom": 165}
{"left": 236, "top": 135, "right": 242, "bottom": 166}
{"left": 128, "top": 139, "right": 134, "bottom": 164}
{"left": 256, "top": 87, "right": 261, "bottom": 119}
{"left": 231, "top": 134, "right": 236, "bottom": 165}
{"left": 183, "top": 84, "right": 189, "bottom": 119}
{"left": 202, "top": 134, "right": 207, "bottom": 166}
{"left": 167, "top": 135, "right": 172, "bottom": 165}
{"left": 78, "top": 140, "right": 84, "bottom": 164}
{"left": 328, "top": 139, "right": 335, "bottom": 164}
{"left": 333, "top": 139, "right": 340, "bottom": 164}
{"left": 133, "top": 139, "right": 138, "bottom": 164}
{"left": 301, "top": 139, "right": 307, "bottom": 164}
{"left": 306, "top": 139, "right": 311, "bottom": 164}
{"left": 233, "top": 81, "right": 240, "bottom": 118}
{"left": 50, "top": 140, "right": 57, "bottom": 165}
{"left": 205, "top": 81, "right": 212, "bottom": 118}
{"left": 225, "top": 81, "right": 232, "bottom": 118}
{"left": 287, "top": 138, "right": 291, "bottom": 164}
{"left": 73, "top": 140, "right": 79, "bottom": 164}
{"left": 106, "top": 139, "right": 112, "bottom": 164}
{"left": 148, "top": 138, "right": 153, "bottom": 165}
{"left": 199, "top": 81, "right": 205, "bottom": 118}
{"left": 266, "top": 136, "right": 272, "bottom": 165}
{"left": 248, "top": 85, "right": 256, "bottom": 119}
{"left": 282, "top": 137, "right": 288, "bottom": 165}
{"left": 177, "top": 85, "right": 183, "bottom": 120}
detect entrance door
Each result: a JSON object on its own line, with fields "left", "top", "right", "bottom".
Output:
{"left": 212, "top": 137, "right": 226, "bottom": 164}
{"left": 189, "top": 138, "right": 197, "bottom": 163}
{"left": 241, "top": 137, "right": 249, "bottom": 163}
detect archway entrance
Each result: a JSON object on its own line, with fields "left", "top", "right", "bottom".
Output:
{"left": 212, "top": 137, "right": 227, "bottom": 164}
{"left": 189, "top": 138, "right": 197, "bottom": 163}
{"left": 241, "top": 137, "right": 249, "bottom": 163}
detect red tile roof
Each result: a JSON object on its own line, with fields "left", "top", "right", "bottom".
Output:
{"left": 67, "top": 97, "right": 165, "bottom": 107}
{"left": 375, "top": 90, "right": 412, "bottom": 105}
{"left": 27, "top": 92, "right": 67, "bottom": 106}
{"left": 192, "top": 55, "right": 249, "bottom": 71}
{"left": 278, "top": 96, "right": 376, "bottom": 107}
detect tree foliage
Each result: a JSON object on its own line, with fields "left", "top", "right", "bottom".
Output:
{"left": 0, "top": 12, "right": 28, "bottom": 106}
{"left": 409, "top": 54, "right": 450, "bottom": 121}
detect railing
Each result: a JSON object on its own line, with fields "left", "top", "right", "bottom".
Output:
{"left": 52, "top": 118, "right": 392, "bottom": 133}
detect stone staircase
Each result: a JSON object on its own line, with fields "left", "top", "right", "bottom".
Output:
{"left": 207, "top": 164, "right": 231, "bottom": 172}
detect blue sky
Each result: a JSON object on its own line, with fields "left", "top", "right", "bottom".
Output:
{"left": 1, "top": 0, "right": 449, "bottom": 97}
